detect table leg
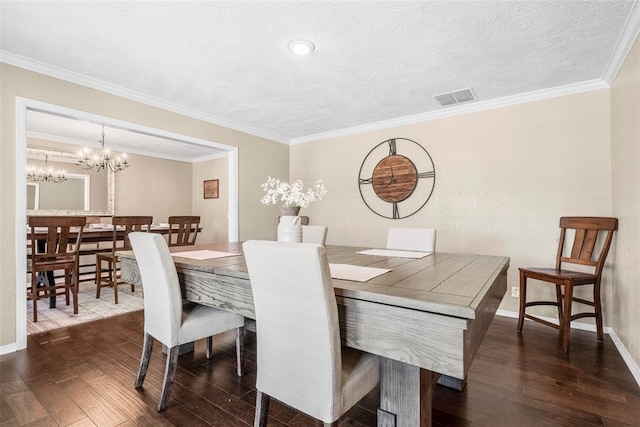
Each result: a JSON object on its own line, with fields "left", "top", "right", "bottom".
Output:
{"left": 377, "top": 358, "right": 438, "bottom": 427}
{"left": 35, "top": 271, "right": 57, "bottom": 309}
{"left": 35, "top": 240, "right": 57, "bottom": 308}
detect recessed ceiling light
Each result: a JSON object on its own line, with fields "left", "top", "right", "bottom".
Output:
{"left": 289, "top": 39, "right": 315, "bottom": 56}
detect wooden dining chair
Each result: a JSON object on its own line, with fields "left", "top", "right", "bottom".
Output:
{"left": 27, "top": 216, "right": 86, "bottom": 322}
{"left": 302, "top": 225, "right": 328, "bottom": 245}
{"left": 386, "top": 227, "right": 436, "bottom": 252}
{"left": 167, "top": 215, "right": 200, "bottom": 247}
{"left": 96, "top": 215, "right": 153, "bottom": 304}
{"left": 517, "top": 217, "right": 618, "bottom": 352}
{"left": 129, "top": 232, "right": 245, "bottom": 411}
{"left": 243, "top": 240, "right": 380, "bottom": 427}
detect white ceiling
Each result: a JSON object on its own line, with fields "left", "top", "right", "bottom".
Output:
{"left": 1, "top": 1, "right": 638, "bottom": 156}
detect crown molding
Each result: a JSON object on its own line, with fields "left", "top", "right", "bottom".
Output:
{"left": 1, "top": 50, "right": 615, "bottom": 148}
{"left": 0, "top": 50, "right": 289, "bottom": 145}
{"left": 289, "top": 79, "right": 609, "bottom": 145}
{"left": 602, "top": 0, "right": 640, "bottom": 84}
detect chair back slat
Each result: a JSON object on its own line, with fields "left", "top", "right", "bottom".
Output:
{"left": 28, "top": 216, "right": 86, "bottom": 262}
{"left": 557, "top": 216, "right": 618, "bottom": 274}
{"left": 111, "top": 216, "right": 153, "bottom": 252}
{"left": 167, "top": 216, "right": 200, "bottom": 246}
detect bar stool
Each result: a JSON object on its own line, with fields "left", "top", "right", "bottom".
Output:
{"left": 28, "top": 216, "right": 86, "bottom": 322}
{"left": 95, "top": 216, "right": 153, "bottom": 304}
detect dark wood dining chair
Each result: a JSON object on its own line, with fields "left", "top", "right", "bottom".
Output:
{"left": 96, "top": 215, "right": 153, "bottom": 304}
{"left": 167, "top": 216, "right": 200, "bottom": 247}
{"left": 517, "top": 217, "right": 618, "bottom": 352}
{"left": 28, "top": 216, "right": 86, "bottom": 322}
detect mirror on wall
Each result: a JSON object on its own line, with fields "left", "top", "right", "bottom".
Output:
{"left": 26, "top": 144, "right": 114, "bottom": 216}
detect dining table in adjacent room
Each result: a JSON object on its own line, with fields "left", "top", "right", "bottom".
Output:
{"left": 117, "top": 242, "right": 509, "bottom": 427}
{"left": 27, "top": 223, "right": 200, "bottom": 308}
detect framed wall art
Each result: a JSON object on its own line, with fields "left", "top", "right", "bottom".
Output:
{"left": 203, "top": 179, "right": 219, "bottom": 199}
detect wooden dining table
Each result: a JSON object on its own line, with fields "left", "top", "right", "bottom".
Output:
{"left": 28, "top": 224, "right": 196, "bottom": 308}
{"left": 117, "top": 242, "right": 509, "bottom": 427}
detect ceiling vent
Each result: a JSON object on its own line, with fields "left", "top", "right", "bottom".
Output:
{"left": 434, "top": 88, "right": 477, "bottom": 107}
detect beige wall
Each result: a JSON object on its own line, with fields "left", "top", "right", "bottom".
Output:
{"left": 114, "top": 153, "right": 192, "bottom": 222}
{"left": 291, "top": 90, "right": 615, "bottom": 324}
{"left": 611, "top": 37, "right": 640, "bottom": 369}
{"left": 193, "top": 157, "right": 229, "bottom": 244}
{"left": 0, "top": 63, "right": 289, "bottom": 348}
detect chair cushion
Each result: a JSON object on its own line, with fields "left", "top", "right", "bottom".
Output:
{"left": 179, "top": 302, "right": 244, "bottom": 345}
{"left": 339, "top": 347, "right": 380, "bottom": 415}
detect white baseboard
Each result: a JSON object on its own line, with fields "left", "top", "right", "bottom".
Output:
{"left": 496, "top": 310, "right": 640, "bottom": 387}
{"left": 608, "top": 329, "right": 640, "bottom": 387}
{"left": 0, "top": 342, "right": 19, "bottom": 356}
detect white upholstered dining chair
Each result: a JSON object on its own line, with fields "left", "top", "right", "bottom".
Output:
{"left": 302, "top": 225, "right": 328, "bottom": 245}
{"left": 386, "top": 227, "right": 436, "bottom": 252}
{"left": 129, "top": 232, "right": 245, "bottom": 412}
{"left": 243, "top": 240, "right": 380, "bottom": 427}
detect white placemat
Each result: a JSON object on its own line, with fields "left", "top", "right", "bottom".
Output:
{"left": 329, "top": 263, "right": 391, "bottom": 282}
{"left": 171, "top": 250, "right": 240, "bottom": 260}
{"left": 356, "top": 248, "right": 433, "bottom": 259}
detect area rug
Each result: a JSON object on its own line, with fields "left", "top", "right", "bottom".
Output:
{"left": 27, "top": 283, "right": 144, "bottom": 335}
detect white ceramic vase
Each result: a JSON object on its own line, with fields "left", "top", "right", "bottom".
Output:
{"left": 278, "top": 207, "right": 302, "bottom": 242}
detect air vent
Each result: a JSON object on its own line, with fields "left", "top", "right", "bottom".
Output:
{"left": 434, "top": 87, "right": 477, "bottom": 107}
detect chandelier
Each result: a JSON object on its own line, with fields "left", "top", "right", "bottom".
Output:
{"left": 77, "top": 125, "right": 129, "bottom": 173}
{"left": 27, "top": 155, "right": 67, "bottom": 183}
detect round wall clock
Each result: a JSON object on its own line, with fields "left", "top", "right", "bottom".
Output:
{"left": 358, "top": 138, "right": 436, "bottom": 219}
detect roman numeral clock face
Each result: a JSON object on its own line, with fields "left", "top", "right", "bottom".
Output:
{"left": 358, "top": 138, "right": 436, "bottom": 219}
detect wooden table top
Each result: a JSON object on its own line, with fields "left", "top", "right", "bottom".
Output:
{"left": 117, "top": 242, "right": 509, "bottom": 320}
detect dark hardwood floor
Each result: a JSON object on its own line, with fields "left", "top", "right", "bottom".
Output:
{"left": 1, "top": 312, "right": 639, "bottom": 426}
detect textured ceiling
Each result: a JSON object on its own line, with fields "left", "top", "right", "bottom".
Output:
{"left": 0, "top": 0, "right": 636, "bottom": 148}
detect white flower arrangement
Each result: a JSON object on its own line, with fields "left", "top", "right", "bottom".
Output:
{"left": 260, "top": 177, "right": 327, "bottom": 208}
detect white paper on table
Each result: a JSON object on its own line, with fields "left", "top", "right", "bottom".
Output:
{"left": 356, "top": 248, "right": 433, "bottom": 259}
{"left": 171, "top": 250, "right": 240, "bottom": 260}
{"left": 329, "top": 263, "right": 391, "bottom": 282}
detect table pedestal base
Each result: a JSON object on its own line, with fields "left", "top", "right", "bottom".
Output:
{"left": 378, "top": 358, "right": 439, "bottom": 427}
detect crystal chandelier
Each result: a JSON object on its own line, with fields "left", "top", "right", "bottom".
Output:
{"left": 77, "top": 125, "right": 129, "bottom": 173}
{"left": 27, "top": 155, "right": 67, "bottom": 183}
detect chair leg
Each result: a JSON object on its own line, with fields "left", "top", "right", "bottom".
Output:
{"left": 96, "top": 256, "right": 103, "bottom": 299}
{"left": 593, "top": 279, "right": 604, "bottom": 342}
{"left": 254, "top": 390, "right": 270, "bottom": 427}
{"left": 555, "top": 284, "right": 563, "bottom": 322}
{"left": 135, "top": 333, "right": 154, "bottom": 388}
{"left": 111, "top": 258, "right": 119, "bottom": 305}
{"left": 31, "top": 278, "right": 39, "bottom": 323}
{"left": 236, "top": 326, "right": 245, "bottom": 377}
{"left": 71, "top": 268, "right": 79, "bottom": 315}
{"left": 64, "top": 269, "right": 71, "bottom": 305}
{"left": 324, "top": 422, "right": 339, "bottom": 427}
{"left": 517, "top": 271, "right": 526, "bottom": 331}
{"left": 158, "top": 345, "right": 180, "bottom": 411}
{"left": 206, "top": 336, "right": 213, "bottom": 360}
{"left": 561, "top": 281, "right": 573, "bottom": 352}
